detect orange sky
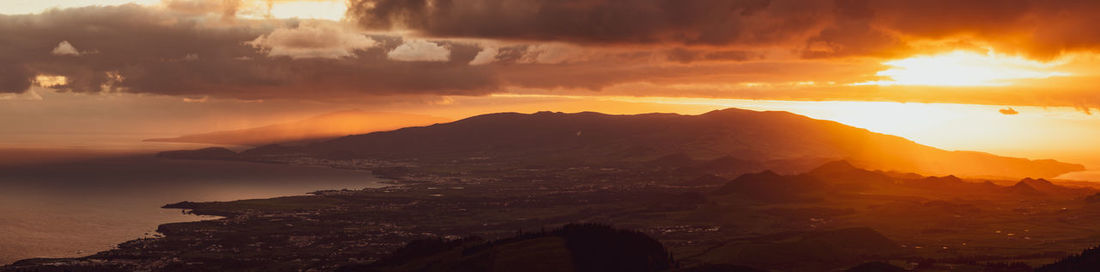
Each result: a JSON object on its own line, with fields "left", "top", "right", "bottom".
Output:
{"left": 2, "top": 0, "right": 1100, "bottom": 171}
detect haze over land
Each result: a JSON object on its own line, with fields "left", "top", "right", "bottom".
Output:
{"left": 144, "top": 110, "right": 449, "bottom": 146}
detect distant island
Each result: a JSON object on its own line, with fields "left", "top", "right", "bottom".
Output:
{"left": 160, "top": 108, "right": 1083, "bottom": 179}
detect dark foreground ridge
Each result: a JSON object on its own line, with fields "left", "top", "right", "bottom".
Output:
{"left": 338, "top": 223, "right": 672, "bottom": 272}
{"left": 1038, "top": 245, "right": 1100, "bottom": 272}
{"left": 160, "top": 108, "right": 1083, "bottom": 179}
{"left": 6, "top": 160, "right": 1100, "bottom": 271}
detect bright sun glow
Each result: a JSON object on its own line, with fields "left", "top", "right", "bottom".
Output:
{"left": 861, "top": 50, "right": 1070, "bottom": 86}
{"left": 34, "top": 75, "right": 69, "bottom": 87}
{"left": 267, "top": 1, "right": 347, "bottom": 21}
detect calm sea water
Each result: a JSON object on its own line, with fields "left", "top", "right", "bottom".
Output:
{"left": 0, "top": 154, "right": 387, "bottom": 265}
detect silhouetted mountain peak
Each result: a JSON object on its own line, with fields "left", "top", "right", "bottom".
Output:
{"left": 701, "top": 108, "right": 757, "bottom": 115}
{"left": 1016, "top": 178, "right": 1061, "bottom": 192}
{"left": 1010, "top": 180, "right": 1045, "bottom": 195}
{"left": 1012, "top": 180, "right": 1036, "bottom": 188}
{"left": 1008, "top": 177, "right": 1096, "bottom": 198}
{"left": 810, "top": 160, "right": 862, "bottom": 174}
{"left": 922, "top": 175, "right": 963, "bottom": 184}
{"left": 713, "top": 171, "right": 785, "bottom": 196}
{"left": 714, "top": 170, "right": 825, "bottom": 202}
{"left": 1021, "top": 177, "right": 1054, "bottom": 186}
{"left": 701, "top": 108, "right": 790, "bottom": 118}
{"left": 734, "top": 170, "right": 783, "bottom": 182}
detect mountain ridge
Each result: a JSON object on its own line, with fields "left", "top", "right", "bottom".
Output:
{"left": 180, "top": 108, "right": 1084, "bottom": 179}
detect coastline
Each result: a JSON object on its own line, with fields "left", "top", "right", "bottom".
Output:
{"left": 0, "top": 155, "right": 391, "bottom": 265}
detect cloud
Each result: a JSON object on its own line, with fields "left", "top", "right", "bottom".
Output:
{"left": 665, "top": 48, "right": 755, "bottom": 63}
{"left": 387, "top": 40, "right": 450, "bottom": 62}
{"left": 349, "top": 0, "right": 800, "bottom": 46}
{"left": 999, "top": 108, "right": 1019, "bottom": 115}
{"left": 51, "top": 41, "right": 81, "bottom": 56}
{"left": 0, "top": 64, "right": 34, "bottom": 93}
{"left": 468, "top": 46, "right": 498, "bottom": 65}
{"left": 0, "top": 89, "right": 43, "bottom": 101}
{"left": 248, "top": 21, "right": 377, "bottom": 59}
{"left": 182, "top": 96, "right": 210, "bottom": 103}
{"left": 6, "top": 1, "right": 1100, "bottom": 111}
{"left": 0, "top": 5, "right": 499, "bottom": 100}
{"left": 348, "top": 0, "right": 1100, "bottom": 59}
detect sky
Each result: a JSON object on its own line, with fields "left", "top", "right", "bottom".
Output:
{"left": 2, "top": 0, "right": 1100, "bottom": 169}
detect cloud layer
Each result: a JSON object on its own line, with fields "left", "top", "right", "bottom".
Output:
{"left": 3, "top": 1, "right": 1100, "bottom": 109}
{"left": 348, "top": 0, "right": 1100, "bottom": 59}
{"left": 0, "top": 5, "right": 503, "bottom": 99}
{"left": 248, "top": 22, "right": 378, "bottom": 59}
{"left": 0, "top": 4, "right": 800, "bottom": 101}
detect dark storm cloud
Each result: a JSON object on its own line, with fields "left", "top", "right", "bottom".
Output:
{"left": 0, "top": 65, "right": 34, "bottom": 93}
{"left": 665, "top": 48, "right": 756, "bottom": 63}
{"left": 0, "top": 3, "right": 721, "bottom": 100}
{"left": 1, "top": 4, "right": 755, "bottom": 101}
{"left": 3, "top": 3, "right": 791, "bottom": 100}
{"left": 349, "top": 0, "right": 810, "bottom": 45}
{"left": 493, "top": 45, "right": 531, "bottom": 64}
{"left": 855, "top": 0, "right": 1100, "bottom": 59}
{"left": 7, "top": 1, "right": 1100, "bottom": 108}
{"left": 0, "top": 5, "right": 501, "bottom": 99}
{"left": 349, "top": 0, "right": 1100, "bottom": 59}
